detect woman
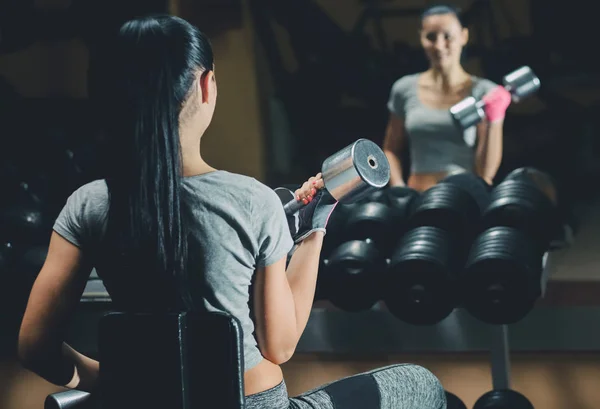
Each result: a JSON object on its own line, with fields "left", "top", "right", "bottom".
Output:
{"left": 17, "top": 15, "right": 446, "bottom": 409}
{"left": 383, "top": 4, "right": 512, "bottom": 192}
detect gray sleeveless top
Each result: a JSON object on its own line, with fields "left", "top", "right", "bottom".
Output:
{"left": 387, "top": 73, "right": 497, "bottom": 174}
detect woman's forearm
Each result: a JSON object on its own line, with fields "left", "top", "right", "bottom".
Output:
{"left": 475, "top": 121, "right": 504, "bottom": 184}
{"left": 285, "top": 232, "right": 324, "bottom": 338}
{"left": 62, "top": 343, "right": 99, "bottom": 392}
{"left": 20, "top": 343, "right": 98, "bottom": 392}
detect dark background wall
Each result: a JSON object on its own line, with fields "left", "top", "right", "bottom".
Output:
{"left": 1, "top": 1, "right": 599, "bottom": 408}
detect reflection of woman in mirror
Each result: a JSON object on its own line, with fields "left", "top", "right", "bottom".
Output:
{"left": 383, "top": 4, "right": 511, "bottom": 192}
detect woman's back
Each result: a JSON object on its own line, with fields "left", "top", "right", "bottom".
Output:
{"left": 54, "top": 170, "right": 293, "bottom": 372}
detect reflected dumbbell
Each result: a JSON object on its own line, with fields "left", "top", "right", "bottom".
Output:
{"left": 450, "top": 66, "right": 541, "bottom": 129}
{"left": 462, "top": 227, "right": 545, "bottom": 325}
{"left": 319, "top": 186, "right": 419, "bottom": 311}
{"left": 462, "top": 167, "right": 557, "bottom": 325}
{"left": 320, "top": 239, "right": 387, "bottom": 312}
{"left": 383, "top": 173, "right": 489, "bottom": 325}
{"left": 482, "top": 167, "right": 558, "bottom": 247}
{"left": 384, "top": 226, "right": 458, "bottom": 324}
{"left": 343, "top": 186, "right": 418, "bottom": 256}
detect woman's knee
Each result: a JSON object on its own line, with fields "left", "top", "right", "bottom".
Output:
{"left": 372, "top": 364, "right": 446, "bottom": 408}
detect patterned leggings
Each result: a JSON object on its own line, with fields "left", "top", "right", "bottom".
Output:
{"left": 245, "top": 364, "right": 447, "bottom": 409}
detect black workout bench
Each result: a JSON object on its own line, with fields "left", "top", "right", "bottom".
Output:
{"left": 45, "top": 311, "right": 246, "bottom": 409}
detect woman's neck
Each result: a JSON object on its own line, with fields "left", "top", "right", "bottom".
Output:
{"left": 181, "top": 147, "right": 216, "bottom": 177}
{"left": 179, "top": 123, "right": 216, "bottom": 177}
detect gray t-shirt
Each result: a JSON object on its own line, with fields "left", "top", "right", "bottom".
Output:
{"left": 387, "top": 73, "right": 497, "bottom": 174}
{"left": 53, "top": 170, "right": 294, "bottom": 371}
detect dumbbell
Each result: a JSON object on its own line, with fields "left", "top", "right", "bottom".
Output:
{"left": 276, "top": 139, "right": 390, "bottom": 310}
{"left": 473, "top": 389, "right": 534, "bottom": 409}
{"left": 445, "top": 391, "right": 468, "bottom": 409}
{"left": 342, "top": 186, "right": 419, "bottom": 256}
{"left": 383, "top": 173, "right": 490, "bottom": 325}
{"left": 281, "top": 138, "right": 390, "bottom": 215}
{"left": 319, "top": 186, "right": 418, "bottom": 312}
{"left": 461, "top": 167, "right": 556, "bottom": 325}
{"left": 450, "top": 66, "right": 541, "bottom": 129}
{"left": 275, "top": 138, "right": 390, "bottom": 246}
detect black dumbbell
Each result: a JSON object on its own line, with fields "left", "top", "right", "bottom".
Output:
{"left": 321, "top": 186, "right": 418, "bottom": 311}
{"left": 384, "top": 226, "right": 458, "bottom": 324}
{"left": 473, "top": 389, "right": 534, "bottom": 409}
{"left": 342, "top": 190, "right": 396, "bottom": 255}
{"left": 383, "top": 173, "right": 489, "bottom": 325}
{"left": 460, "top": 170, "right": 557, "bottom": 325}
{"left": 462, "top": 168, "right": 557, "bottom": 325}
{"left": 450, "top": 66, "right": 541, "bottom": 129}
{"left": 481, "top": 168, "right": 557, "bottom": 250}
{"left": 320, "top": 239, "right": 387, "bottom": 312}
{"left": 440, "top": 172, "right": 492, "bottom": 214}
{"left": 336, "top": 185, "right": 419, "bottom": 255}
{"left": 462, "top": 226, "right": 544, "bottom": 325}
{"left": 385, "top": 185, "right": 421, "bottom": 245}
{"left": 445, "top": 391, "right": 468, "bottom": 409}
{"left": 318, "top": 192, "right": 391, "bottom": 311}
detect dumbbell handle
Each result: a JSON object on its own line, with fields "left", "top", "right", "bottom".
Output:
{"left": 283, "top": 198, "right": 306, "bottom": 216}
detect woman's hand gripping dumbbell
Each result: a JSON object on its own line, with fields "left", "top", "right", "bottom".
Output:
{"left": 274, "top": 139, "right": 391, "bottom": 243}
{"left": 275, "top": 173, "right": 338, "bottom": 243}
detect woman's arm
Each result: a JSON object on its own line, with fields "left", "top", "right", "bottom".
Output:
{"left": 253, "top": 231, "right": 324, "bottom": 365}
{"left": 474, "top": 119, "right": 504, "bottom": 184}
{"left": 253, "top": 175, "right": 330, "bottom": 365}
{"left": 18, "top": 232, "right": 98, "bottom": 392}
{"left": 383, "top": 114, "right": 407, "bottom": 186}
{"left": 474, "top": 85, "right": 511, "bottom": 184}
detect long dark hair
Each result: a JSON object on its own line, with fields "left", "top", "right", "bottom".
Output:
{"left": 88, "top": 15, "right": 214, "bottom": 309}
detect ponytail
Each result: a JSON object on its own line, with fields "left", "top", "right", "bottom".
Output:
{"left": 91, "top": 16, "right": 213, "bottom": 310}
{"left": 104, "top": 70, "right": 188, "bottom": 303}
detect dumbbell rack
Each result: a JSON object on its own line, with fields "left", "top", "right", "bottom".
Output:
{"left": 490, "top": 324, "right": 511, "bottom": 390}
{"left": 76, "top": 253, "right": 553, "bottom": 401}
{"left": 489, "top": 251, "right": 551, "bottom": 393}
